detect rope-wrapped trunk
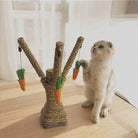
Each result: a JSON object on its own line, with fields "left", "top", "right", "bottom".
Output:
{"left": 40, "top": 42, "right": 67, "bottom": 128}
{"left": 41, "top": 70, "right": 67, "bottom": 128}
{"left": 53, "top": 41, "right": 64, "bottom": 85}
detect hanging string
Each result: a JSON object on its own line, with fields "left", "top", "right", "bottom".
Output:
{"left": 18, "top": 45, "right": 22, "bottom": 69}
{"left": 19, "top": 50, "right": 22, "bottom": 69}
{"left": 17, "top": 45, "right": 26, "bottom": 91}
{"left": 78, "top": 44, "right": 82, "bottom": 60}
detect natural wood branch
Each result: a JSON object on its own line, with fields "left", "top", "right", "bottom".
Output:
{"left": 17, "top": 37, "right": 45, "bottom": 79}
{"left": 62, "top": 36, "right": 84, "bottom": 77}
{"left": 53, "top": 41, "right": 64, "bottom": 85}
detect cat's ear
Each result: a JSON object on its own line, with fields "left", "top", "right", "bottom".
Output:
{"left": 108, "top": 42, "right": 113, "bottom": 48}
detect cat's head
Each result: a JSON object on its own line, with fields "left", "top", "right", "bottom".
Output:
{"left": 91, "top": 40, "right": 115, "bottom": 60}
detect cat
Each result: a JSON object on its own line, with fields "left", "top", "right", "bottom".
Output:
{"left": 79, "top": 40, "right": 115, "bottom": 123}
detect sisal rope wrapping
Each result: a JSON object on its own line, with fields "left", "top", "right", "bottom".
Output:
{"left": 53, "top": 41, "right": 64, "bottom": 85}
{"left": 18, "top": 38, "right": 45, "bottom": 79}
{"left": 62, "top": 36, "right": 84, "bottom": 78}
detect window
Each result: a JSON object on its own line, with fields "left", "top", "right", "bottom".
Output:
{"left": 112, "top": 0, "right": 138, "bottom": 18}
{"left": 12, "top": 0, "right": 68, "bottom": 71}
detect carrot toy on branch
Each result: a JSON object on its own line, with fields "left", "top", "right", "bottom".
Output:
{"left": 54, "top": 76, "right": 64, "bottom": 104}
{"left": 73, "top": 60, "right": 80, "bottom": 80}
{"left": 16, "top": 68, "right": 26, "bottom": 91}
{"left": 16, "top": 46, "right": 26, "bottom": 91}
{"left": 72, "top": 44, "right": 82, "bottom": 80}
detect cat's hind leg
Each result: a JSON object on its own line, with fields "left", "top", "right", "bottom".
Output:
{"left": 100, "top": 106, "right": 111, "bottom": 117}
{"left": 82, "top": 86, "right": 94, "bottom": 108}
{"left": 82, "top": 100, "right": 93, "bottom": 108}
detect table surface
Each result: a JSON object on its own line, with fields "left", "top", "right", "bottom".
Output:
{"left": 0, "top": 78, "right": 138, "bottom": 138}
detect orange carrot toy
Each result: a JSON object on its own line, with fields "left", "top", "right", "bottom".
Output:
{"left": 72, "top": 44, "right": 82, "bottom": 80}
{"left": 16, "top": 68, "right": 26, "bottom": 91}
{"left": 16, "top": 46, "right": 26, "bottom": 91}
{"left": 54, "top": 76, "right": 64, "bottom": 104}
{"left": 73, "top": 60, "right": 80, "bottom": 80}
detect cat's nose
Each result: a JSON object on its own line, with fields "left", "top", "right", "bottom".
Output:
{"left": 93, "top": 48, "right": 96, "bottom": 53}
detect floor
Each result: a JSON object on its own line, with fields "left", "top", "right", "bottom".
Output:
{"left": 0, "top": 77, "right": 138, "bottom": 138}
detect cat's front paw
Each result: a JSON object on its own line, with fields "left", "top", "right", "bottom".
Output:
{"left": 79, "top": 60, "right": 88, "bottom": 68}
{"left": 91, "top": 115, "right": 100, "bottom": 124}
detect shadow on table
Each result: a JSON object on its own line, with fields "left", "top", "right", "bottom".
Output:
{"left": 0, "top": 103, "right": 93, "bottom": 138}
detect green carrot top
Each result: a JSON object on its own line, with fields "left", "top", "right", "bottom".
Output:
{"left": 16, "top": 68, "right": 25, "bottom": 80}
{"left": 75, "top": 60, "right": 80, "bottom": 70}
{"left": 55, "top": 76, "right": 64, "bottom": 89}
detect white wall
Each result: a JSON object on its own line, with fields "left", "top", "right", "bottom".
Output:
{"left": 110, "top": 19, "right": 138, "bottom": 108}
{"left": 65, "top": 16, "right": 138, "bottom": 108}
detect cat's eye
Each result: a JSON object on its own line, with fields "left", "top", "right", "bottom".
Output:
{"left": 98, "top": 45, "right": 104, "bottom": 49}
{"left": 108, "top": 43, "right": 112, "bottom": 48}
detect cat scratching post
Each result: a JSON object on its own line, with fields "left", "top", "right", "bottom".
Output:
{"left": 17, "top": 36, "right": 84, "bottom": 128}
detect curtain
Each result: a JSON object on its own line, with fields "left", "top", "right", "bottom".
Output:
{"left": 0, "top": 0, "right": 17, "bottom": 80}
{"left": 40, "top": 0, "right": 62, "bottom": 71}
{"left": 0, "top": 0, "right": 62, "bottom": 81}
{"left": 0, "top": 0, "right": 112, "bottom": 81}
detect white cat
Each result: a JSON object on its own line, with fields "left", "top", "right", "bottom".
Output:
{"left": 79, "top": 40, "right": 115, "bottom": 123}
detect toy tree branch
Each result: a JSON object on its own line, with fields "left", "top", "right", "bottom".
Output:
{"left": 62, "top": 36, "right": 84, "bottom": 77}
{"left": 53, "top": 42, "right": 64, "bottom": 85}
{"left": 17, "top": 36, "right": 85, "bottom": 128}
{"left": 17, "top": 37, "right": 45, "bottom": 79}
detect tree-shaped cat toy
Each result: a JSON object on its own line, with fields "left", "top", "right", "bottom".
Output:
{"left": 17, "top": 36, "right": 84, "bottom": 128}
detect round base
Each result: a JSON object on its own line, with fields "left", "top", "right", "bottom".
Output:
{"left": 41, "top": 120, "right": 67, "bottom": 128}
